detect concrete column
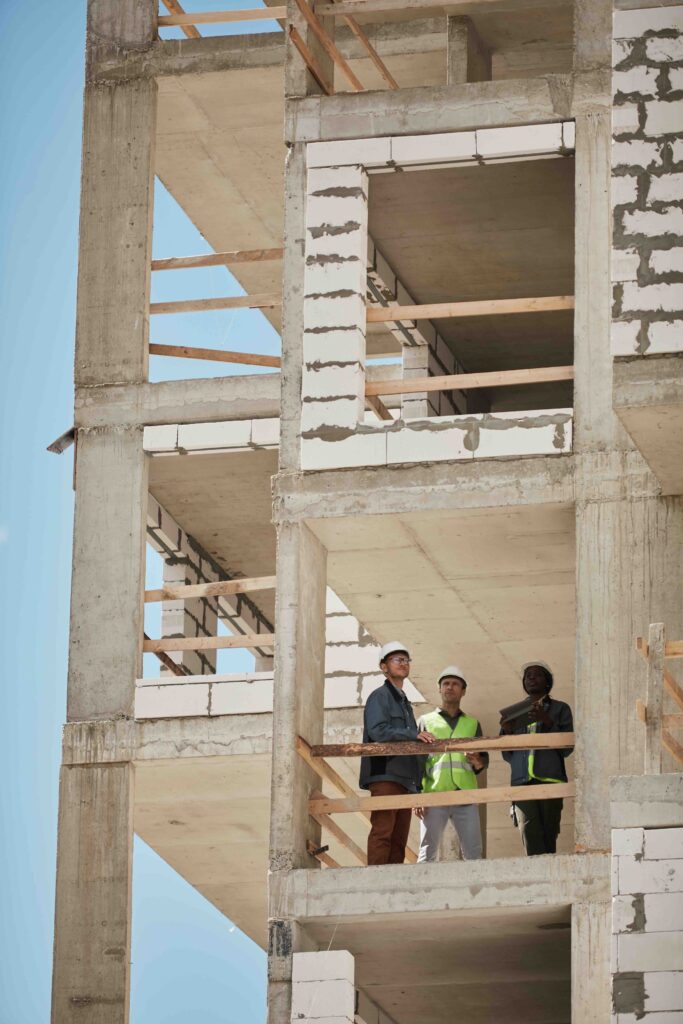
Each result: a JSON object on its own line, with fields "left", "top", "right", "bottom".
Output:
{"left": 51, "top": 764, "right": 133, "bottom": 1024}
{"left": 446, "top": 16, "right": 491, "bottom": 85}
{"left": 571, "top": 900, "right": 611, "bottom": 1023}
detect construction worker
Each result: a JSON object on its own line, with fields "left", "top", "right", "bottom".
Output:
{"left": 499, "top": 661, "right": 574, "bottom": 856}
{"left": 415, "top": 667, "right": 487, "bottom": 861}
{"left": 359, "top": 641, "right": 436, "bottom": 866}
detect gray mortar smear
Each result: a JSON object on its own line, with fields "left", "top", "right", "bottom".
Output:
{"left": 310, "top": 186, "right": 366, "bottom": 198}
{"left": 612, "top": 972, "right": 645, "bottom": 1019}
{"left": 308, "top": 221, "right": 362, "bottom": 238}
{"left": 304, "top": 289, "right": 361, "bottom": 300}
{"left": 627, "top": 893, "right": 646, "bottom": 932}
{"left": 303, "top": 413, "right": 571, "bottom": 449}
{"left": 306, "top": 253, "right": 360, "bottom": 265}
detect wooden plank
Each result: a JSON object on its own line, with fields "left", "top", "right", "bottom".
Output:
{"left": 146, "top": 575, "right": 277, "bottom": 604}
{"left": 367, "top": 295, "right": 574, "bottom": 323}
{"left": 143, "top": 633, "right": 188, "bottom": 677}
{"left": 307, "top": 840, "right": 341, "bottom": 869}
{"left": 152, "top": 248, "right": 283, "bottom": 271}
{"left": 636, "top": 698, "right": 647, "bottom": 724}
{"left": 150, "top": 293, "right": 281, "bottom": 315}
{"left": 311, "top": 732, "right": 576, "bottom": 758}
{"left": 636, "top": 637, "right": 683, "bottom": 711}
{"left": 365, "top": 393, "right": 393, "bottom": 421}
{"left": 160, "top": 0, "right": 201, "bottom": 38}
{"left": 289, "top": 26, "right": 334, "bottom": 95}
{"left": 343, "top": 15, "right": 399, "bottom": 89}
{"left": 310, "top": 781, "right": 575, "bottom": 815}
{"left": 143, "top": 633, "right": 275, "bottom": 653}
{"left": 158, "top": 8, "right": 287, "bottom": 25}
{"left": 666, "top": 641, "right": 683, "bottom": 658}
{"left": 149, "top": 343, "right": 281, "bottom": 368}
{"left": 366, "top": 365, "right": 574, "bottom": 398}
{"left": 293, "top": 0, "right": 365, "bottom": 91}
{"left": 310, "top": 791, "right": 368, "bottom": 864}
{"left": 662, "top": 728, "right": 683, "bottom": 765}
{"left": 646, "top": 622, "right": 665, "bottom": 775}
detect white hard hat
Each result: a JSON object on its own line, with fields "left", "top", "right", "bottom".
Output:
{"left": 438, "top": 665, "right": 467, "bottom": 685}
{"left": 379, "top": 640, "right": 410, "bottom": 664}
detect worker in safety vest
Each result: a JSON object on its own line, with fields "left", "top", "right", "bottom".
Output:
{"left": 499, "top": 662, "right": 574, "bottom": 856}
{"left": 415, "top": 666, "right": 487, "bottom": 861}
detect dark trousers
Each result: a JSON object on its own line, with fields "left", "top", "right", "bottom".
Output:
{"left": 367, "top": 781, "right": 412, "bottom": 865}
{"left": 514, "top": 785, "right": 564, "bottom": 855}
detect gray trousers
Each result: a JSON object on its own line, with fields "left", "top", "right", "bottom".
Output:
{"left": 417, "top": 803, "right": 483, "bottom": 861}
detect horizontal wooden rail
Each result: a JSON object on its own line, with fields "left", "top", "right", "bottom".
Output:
{"left": 311, "top": 791, "right": 368, "bottom": 865}
{"left": 150, "top": 293, "right": 281, "bottom": 315}
{"left": 366, "top": 295, "right": 574, "bottom": 323}
{"left": 143, "top": 632, "right": 188, "bottom": 677}
{"left": 158, "top": 8, "right": 287, "bottom": 26}
{"left": 636, "top": 703, "right": 683, "bottom": 729}
{"left": 366, "top": 365, "right": 573, "bottom": 398}
{"left": 311, "top": 782, "right": 575, "bottom": 815}
{"left": 160, "top": 0, "right": 201, "bottom": 38}
{"left": 294, "top": 0, "right": 364, "bottom": 91}
{"left": 152, "top": 248, "right": 283, "bottom": 271}
{"left": 310, "top": 733, "right": 575, "bottom": 758}
{"left": 149, "top": 343, "right": 281, "bottom": 368}
{"left": 145, "top": 575, "right": 276, "bottom": 603}
{"left": 143, "top": 633, "right": 275, "bottom": 653}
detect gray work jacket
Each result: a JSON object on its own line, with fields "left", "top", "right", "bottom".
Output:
{"left": 359, "top": 680, "right": 421, "bottom": 792}
{"left": 501, "top": 697, "right": 574, "bottom": 786}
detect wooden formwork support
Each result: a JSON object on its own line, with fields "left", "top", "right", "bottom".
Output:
{"left": 149, "top": 343, "right": 281, "bottom": 368}
{"left": 143, "top": 633, "right": 275, "bottom": 653}
{"left": 143, "top": 633, "right": 188, "bottom": 677}
{"left": 152, "top": 249, "right": 283, "bottom": 271}
{"left": 635, "top": 629, "right": 683, "bottom": 769}
{"left": 342, "top": 15, "right": 399, "bottom": 88}
{"left": 366, "top": 295, "right": 574, "bottom": 323}
{"left": 365, "top": 393, "right": 393, "bottom": 421}
{"left": 158, "top": 7, "right": 287, "bottom": 26}
{"left": 366, "top": 365, "right": 574, "bottom": 398}
{"left": 293, "top": 0, "right": 365, "bottom": 91}
{"left": 289, "top": 26, "right": 335, "bottom": 94}
{"left": 150, "top": 293, "right": 281, "bottom": 315}
{"left": 145, "top": 575, "right": 277, "bottom": 604}
{"left": 636, "top": 635, "right": 683, "bottom": 707}
{"left": 311, "top": 782, "right": 575, "bottom": 816}
{"left": 160, "top": 0, "right": 201, "bottom": 38}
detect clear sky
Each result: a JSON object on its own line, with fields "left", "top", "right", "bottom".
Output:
{"left": 0, "top": 2, "right": 281, "bottom": 1020}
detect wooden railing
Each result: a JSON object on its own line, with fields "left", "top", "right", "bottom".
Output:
{"left": 635, "top": 623, "right": 683, "bottom": 773}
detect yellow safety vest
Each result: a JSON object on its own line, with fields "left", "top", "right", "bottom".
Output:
{"left": 526, "top": 722, "right": 564, "bottom": 783}
{"left": 421, "top": 711, "right": 479, "bottom": 793}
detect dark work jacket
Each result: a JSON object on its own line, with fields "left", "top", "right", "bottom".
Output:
{"left": 501, "top": 697, "right": 574, "bottom": 786}
{"left": 359, "top": 680, "right": 421, "bottom": 792}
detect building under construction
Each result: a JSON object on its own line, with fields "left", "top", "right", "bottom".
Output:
{"left": 52, "top": 1, "right": 683, "bottom": 1021}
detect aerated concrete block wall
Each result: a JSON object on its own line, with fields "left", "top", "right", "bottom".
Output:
{"left": 612, "top": 5, "right": 683, "bottom": 357}
{"left": 611, "top": 826, "right": 683, "bottom": 1020}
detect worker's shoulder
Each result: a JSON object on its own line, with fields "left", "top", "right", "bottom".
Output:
{"left": 364, "top": 682, "right": 389, "bottom": 707}
{"left": 550, "top": 697, "right": 572, "bottom": 710}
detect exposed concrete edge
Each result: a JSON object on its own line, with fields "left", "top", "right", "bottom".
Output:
{"left": 286, "top": 71, "right": 611, "bottom": 143}
{"left": 613, "top": 353, "right": 683, "bottom": 412}
{"left": 610, "top": 773, "right": 683, "bottom": 829}
{"left": 271, "top": 852, "right": 610, "bottom": 920}
{"left": 74, "top": 374, "right": 280, "bottom": 428}
{"left": 273, "top": 453, "right": 574, "bottom": 521}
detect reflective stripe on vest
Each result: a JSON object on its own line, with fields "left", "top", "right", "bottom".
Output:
{"left": 421, "top": 711, "right": 479, "bottom": 793}
{"left": 527, "top": 721, "right": 563, "bottom": 784}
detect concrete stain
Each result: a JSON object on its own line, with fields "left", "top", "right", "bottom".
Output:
{"left": 308, "top": 221, "right": 362, "bottom": 239}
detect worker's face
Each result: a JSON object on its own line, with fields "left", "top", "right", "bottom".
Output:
{"left": 523, "top": 665, "right": 549, "bottom": 697}
{"left": 381, "top": 652, "right": 410, "bottom": 680}
{"left": 439, "top": 677, "right": 466, "bottom": 702}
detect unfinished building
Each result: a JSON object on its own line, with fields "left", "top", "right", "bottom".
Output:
{"left": 52, "top": 1, "right": 683, "bottom": 1022}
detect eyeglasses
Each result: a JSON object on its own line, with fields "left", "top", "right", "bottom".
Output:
{"left": 387, "top": 656, "right": 411, "bottom": 665}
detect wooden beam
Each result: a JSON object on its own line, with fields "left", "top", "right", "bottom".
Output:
{"left": 311, "top": 781, "right": 575, "bottom": 815}
{"left": 666, "top": 641, "right": 683, "bottom": 658}
{"left": 307, "top": 840, "right": 341, "bottom": 869}
{"left": 145, "top": 575, "right": 277, "bottom": 604}
{"left": 342, "top": 15, "right": 399, "bottom": 89}
{"left": 311, "top": 733, "right": 576, "bottom": 758}
{"left": 310, "top": 791, "right": 368, "bottom": 864}
{"left": 646, "top": 622, "right": 665, "bottom": 775}
{"left": 365, "top": 393, "right": 393, "bottom": 421}
{"left": 289, "top": 26, "right": 335, "bottom": 95}
{"left": 152, "top": 249, "right": 283, "bottom": 271}
{"left": 160, "top": 0, "right": 202, "bottom": 38}
{"left": 636, "top": 698, "right": 647, "bottom": 724}
{"left": 662, "top": 728, "right": 683, "bottom": 765}
{"left": 143, "top": 633, "right": 275, "bottom": 653}
{"left": 149, "top": 343, "right": 281, "bottom": 368}
{"left": 366, "top": 365, "right": 574, "bottom": 398}
{"left": 636, "top": 636, "right": 683, "bottom": 711}
{"left": 150, "top": 293, "right": 281, "bottom": 315}
{"left": 366, "top": 295, "right": 574, "bottom": 323}
{"left": 143, "top": 633, "right": 188, "bottom": 677}
{"left": 293, "top": 0, "right": 365, "bottom": 91}
{"left": 158, "top": 8, "right": 287, "bottom": 25}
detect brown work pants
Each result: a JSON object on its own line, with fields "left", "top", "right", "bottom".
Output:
{"left": 367, "top": 781, "right": 412, "bottom": 865}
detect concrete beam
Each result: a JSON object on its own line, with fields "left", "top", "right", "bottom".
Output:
{"left": 611, "top": 773, "right": 683, "bottom": 829}
{"left": 273, "top": 454, "right": 574, "bottom": 522}
{"left": 286, "top": 72, "right": 610, "bottom": 143}
{"left": 271, "top": 853, "right": 610, "bottom": 921}
{"left": 446, "top": 15, "right": 491, "bottom": 85}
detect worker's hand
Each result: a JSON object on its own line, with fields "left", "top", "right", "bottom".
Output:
{"left": 417, "top": 730, "right": 437, "bottom": 743}
{"left": 466, "top": 752, "right": 484, "bottom": 771}
{"left": 529, "top": 702, "right": 553, "bottom": 728}
{"left": 499, "top": 716, "right": 514, "bottom": 734}
{"left": 414, "top": 806, "right": 425, "bottom": 820}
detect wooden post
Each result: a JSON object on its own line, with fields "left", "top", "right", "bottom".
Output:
{"left": 645, "top": 622, "right": 665, "bottom": 775}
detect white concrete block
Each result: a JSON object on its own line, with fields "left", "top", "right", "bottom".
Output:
{"left": 324, "top": 677, "right": 363, "bottom": 708}
{"left": 292, "top": 979, "right": 355, "bottom": 1019}
{"left": 645, "top": 100, "right": 683, "bottom": 137}
{"left": 612, "top": 248, "right": 640, "bottom": 281}
{"left": 618, "top": 931, "right": 683, "bottom": 973}
{"left": 612, "top": 139, "right": 662, "bottom": 170}
{"left": 644, "top": 892, "right": 683, "bottom": 933}
{"left": 178, "top": 420, "right": 252, "bottom": 452}
{"left": 562, "top": 121, "right": 575, "bottom": 150}
{"left": 613, "top": 38, "right": 632, "bottom": 65}
{"left": 390, "top": 130, "right": 477, "bottom": 166}
{"left": 303, "top": 328, "right": 366, "bottom": 365}
{"left": 613, "top": 827, "right": 645, "bottom": 856}
{"left": 143, "top": 424, "right": 178, "bottom": 453}
{"left": 614, "top": 7, "right": 683, "bottom": 37}
{"left": 303, "top": 294, "right": 365, "bottom": 333}
{"left": 612, "top": 175, "right": 639, "bottom": 207}
{"left": 612, "top": 894, "right": 638, "bottom": 933}
{"left": 293, "top": 951, "right": 355, "bottom": 985}
{"left": 308, "top": 165, "right": 367, "bottom": 194}
{"left": 386, "top": 422, "right": 471, "bottom": 464}
{"left": 623, "top": 208, "right": 683, "bottom": 236}
{"left": 671, "top": 67, "right": 683, "bottom": 94}
{"left": 646, "top": 36, "right": 683, "bottom": 63}
{"left": 326, "top": 615, "right": 360, "bottom": 644}
{"left": 250, "top": 417, "right": 280, "bottom": 448}
{"left": 674, "top": 139, "right": 683, "bottom": 163}
{"left": 303, "top": 363, "right": 364, "bottom": 402}
{"left": 475, "top": 417, "right": 571, "bottom": 458}
{"left": 306, "top": 227, "right": 366, "bottom": 261}
{"left": 613, "top": 66, "right": 659, "bottom": 97}
{"left": 613, "top": 858, "right": 621, "bottom": 896}
{"left": 210, "top": 679, "right": 273, "bottom": 715}
{"left": 305, "top": 258, "right": 366, "bottom": 297}
{"left": 649, "top": 172, "right": 683, "bottom": 204}
{"left": 135, "top": 682, "right": 210, "bottom": 719}
{"left": 326, "top": 588, "right": 350, "bottom": 614}
{"left": 301, "top": 431, "right": 387, "bottom": 471}
{"left": 644, "top": 971, "right": 683, "bottom": 1012}
{"left": 307, "top": 194, "right": 367, "bottom": 231}
{"left": 616, "top": 1015, "right": 683, "bottom": 1024}
{"left": 301, "top": 398, "right": 363, "bottom": 433}
{"left": 476, "top": 122, "right": 563, "bottom": 160}
{"left": 651, "top": 248, "right": 683, "bottom": 275}
{"left": 613, "top": 104, "right": 641, "bottom": 135}
{"left": 307, "top": 138, "right": 392, "bottom": 169}
{"left": 647, "top": 320, "right": 683, "bottom": 354}
{"left": 618, "top": 856, "right": 683, "bottom": 894}
{"left": 612, "top": 931, "right": 619, "bottom": 972}
{"left": 644, "top": 827, "right": 683, "bottom": 860}
{"left": 622, "top": 282, "right": 683, "bottom": 313}
{"left": 326, "top": 642, "right": 382, "bottom": 675}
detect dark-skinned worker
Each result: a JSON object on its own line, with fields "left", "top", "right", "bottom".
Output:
{"left": 499, "top": 661, "right": 574, "bottom": 856}
{"left": 359, "top": 641, "right": 436, "bottom": 866}
{"left": 415, "top": 666, "right": 487, "bottom": 861}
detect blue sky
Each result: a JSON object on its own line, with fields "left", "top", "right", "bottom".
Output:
{"left": 0, "top": 2, "right": 280, "bottom": 1020}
